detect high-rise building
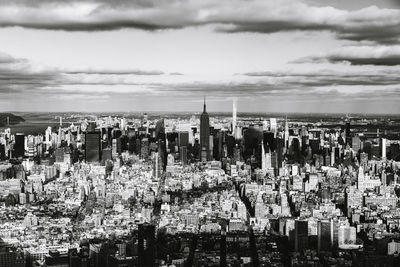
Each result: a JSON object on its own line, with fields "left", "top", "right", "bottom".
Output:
{"left": 200, "top": 97, "right": 210, "bottom": 162}
{"left": 352, "top": 135, "right": 361, "bottom": 152}
{"left": 101, "top": 148, "right": 112, "bottom": 165}
{"left": 295, "top": 220, "right": 308, "bottom": 252}
{"left": 141, "top": 138, "right": 150, "bottom": 160}
{"left": 284, "top": 114, "right": 289, "bottom": 147}
{"left": 345, "top": 121, "right": 351, "bottom": 146}
{"left": 85, "top": 124, "right": 101, "bottom": 163}
{"left": 138, "top": 224, "right": 155, "bottom": 267}
{"left": 232, "top": 98, "right": 237, "bottom": 138}
{"left": 0, "top": 240, "right": 25, "bottom": 267}
{"left": 153, "top": 152, "right": 163, "bottom": 179}
{"left": 317, "top": 220, "right": 331, "bottom": 252}
{"left": 14, "top": 133, "right": 25, "bottom": 158}
{"left": 338, "top": 226, "right": 356, "bottom": 248}
{"left": 155, "top": 119, "right": 167, "bottom": 169}
{"left": 180, "top": 146, "right": 187, "bottom": 166}
{"left": 178, "top": 131, "right": 189, "bottom": 147}
{"left": 55, "top": 148, "right": 64, "bottom": 163}
{"left": 270, "top": 118, "right": 277, "bottom": 133}
{"left": 382, "top": 138, "right": 387, "bottom": 159}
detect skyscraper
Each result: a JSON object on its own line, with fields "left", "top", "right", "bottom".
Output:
{"left": 200, "top": 97, "right": 210, "bottom": 162}
{"left": 85, "top": 123, "right": 101, "bottom": 163}
{"left": 180, "top": 146, "right": 188, "bottom": 166}
{"left": 295, "top": 220, "right": 309, "bottom": 252}
{"left": 232, "top": 98, "right": 237, "bottom": 138}
{"left": 284, "top": 114, "right": 289, "bottom": 147}
{"left": 382, "top": 138, "right": 387, "bottom": 159}
{"left": 317, "top": 220, "right": 331, "bottom": 252}
{"left": 14, "top": 133, "right": 25, "bottom": 158}
{"left": 178, "top": 131, "right": 189, "bottom": 147}
{"left": 345, "top": 121, "right": 351, "bottom": 146}
{"left": 138, "top": 223, "right": 155, "bottom": 267}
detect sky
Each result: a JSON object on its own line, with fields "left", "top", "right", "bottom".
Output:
{"left": 1, "top": 0, "right": 400, "bottom": 114}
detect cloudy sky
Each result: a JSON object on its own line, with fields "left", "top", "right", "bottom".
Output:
{"left": 1, "top": 0, "right": 400, "bottom": 114}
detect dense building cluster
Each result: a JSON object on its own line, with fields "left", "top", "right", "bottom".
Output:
{"left": 0, "top": 103, "right": 400, "bottom": 267}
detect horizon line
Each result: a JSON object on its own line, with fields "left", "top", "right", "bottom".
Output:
{"left": 1, "top": 110, "right": 399, "bottom": 116}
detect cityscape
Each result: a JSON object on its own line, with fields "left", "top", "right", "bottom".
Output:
{"left": 1, "top": 0, "right": 400, "bottom": 267}
{"left": 1, "top": 105, "right": 400, "bottom": 266}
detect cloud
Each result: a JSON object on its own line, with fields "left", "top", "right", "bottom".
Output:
{"left": 243, "top": 68, "right": 400, "bottom": 84}
{"left": 1, "top": 49, "right": 400, "bottom": 113}
{"left": 294, "top": 45, "right": 400, "bottom": 66}
{"left": 0, "top": 51, "right": 168, "bottom": 95}
{"left": 0, "top": 1, "right": 399, "bottom": 43}
{"left": 63, "top": 69, "right": 164, "bottom": 75}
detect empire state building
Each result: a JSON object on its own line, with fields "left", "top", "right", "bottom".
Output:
{"left": 200, "top": 97, "right": 210, "bottom": 162}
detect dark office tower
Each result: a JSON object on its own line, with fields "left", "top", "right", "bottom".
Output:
{"left": 263, "top": 132, "right": 276, "bottom": 152}
{"left": 276, "top": 138, "right": 283, "bottom": 168}
{"left": 126, "top": 136, "right": 134, "bottom": 153}
{"left": 155, "top": 119, "right": 165, "bottom": 140}
{"left": 166, "top": 132, "right": 178, "bottom": 152}
{"left": 138, "top": 224, "right": 155, "bottom": 267}
{"left": 55, "top": 148, "right": 64, "bottom": 163}
{"left": 119, "top": 135, "right": 128, "bottom": 152}
{"left": 180, "top": 146, "right": 188, "bottom": 166}
{"left": 14, "top": 133, "right": 25, "bottom": 158}
{"left": 87, "top": 122, "right": 96, "bottom": 132}
{"left": 301, "top": 135, "right": 308, "bottom": 151}
{"left": 294, "top": 220, "right": 308, "bottom": 252}
{"left": 158, "top": 140, "right": 167, "bottom": 171}
{"left": 309, "top": 139, "right": 320, "bottom": 155}
{"left": 85, "top": 129, "right": 101, "bottom": 163}
{"left": 0, "top": 144, "right": 6, "bottom": 160}
{"left": 318, "top": 220, "right": 331, "bottom": 252}
{"left": 200, "top": 97, "right": 210, "bottom": 161}
{"left": 135, "top": 139, "right": 141, "bottom": 155}
{"left": 363, "top": 141, "right": 372, "bottom": 159}
{"left": 101, "top": 148, "right": 112, "bottom": 165}
{"left": 113, "top": 129, "right": 122, "bottom": 139}
{"left": 116, "top": 138, "right": 122, "bottom": 154}
{"left": 155, "top": 119, "right": 167, "bottom": 167}
{"left": 345, "top": 121, "right": 351, "bottom": 146}
{"left": 213, "top": 134, "right": 221, "bottom": 161}
{"left": 141, "top": 138, "right": 150, "bottom": 160}
{"left": 390, "top": 143, "right": 400, "bottom": 160}
{"left": 220, "top": 231, "right": 227, "bottom": 267}
{"left": 178, "top": 131, "right": 189, "bottom": 147}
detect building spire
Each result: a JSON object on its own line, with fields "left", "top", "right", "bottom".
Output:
{"left": 203, "top": 96, "right": 206, "bottom": 113}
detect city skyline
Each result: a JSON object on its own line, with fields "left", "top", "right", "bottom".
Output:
{"left": 1, "top": 0, "right": 400, "bottom": 113}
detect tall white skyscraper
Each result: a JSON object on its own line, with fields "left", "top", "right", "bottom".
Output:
{"left": 284, "top": 114, "right": 289, "bottom": 146}
{"left": 270, "top": 118, "right": 277, "bottom": 133}
{"left": 45, "top": 126, "right": 52, "bottom": 143}
{"left": 232, "top": 98, "right": 237, "bottom": 138}
{"left": 382, "top": 138, "right": 387, "bottom": 159}
{"left": 261, "top": 140, "right": 266, "bottom": 171}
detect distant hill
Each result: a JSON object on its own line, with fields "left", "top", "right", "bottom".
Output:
{"left": 0, "top": 113, "right": 25, "bottom": 127}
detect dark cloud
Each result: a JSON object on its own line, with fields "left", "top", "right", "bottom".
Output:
{"left": 169, "top": 72, "right": 184, "bottom": 75}
{"left": 1, "top": 49, "right": 400, "bottom": 111}
{"left": 0, "top": 52, "right": 167, "bottom": 94}
{"left": 243, "top": 69, "right": 400, "bottom": 87}
{"left": 63, "top": 69, "right": 164, "bottom": 75}
{"left": 293, "top": 45, "right": 400, "bottom": 66}
{"left": 0, "top": 52, "right": 27, "bottom": 64}
{"left": 0, "top": 1, "right": 399, "bottom": 43}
